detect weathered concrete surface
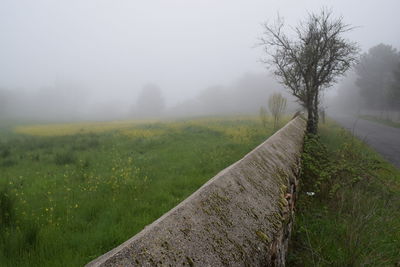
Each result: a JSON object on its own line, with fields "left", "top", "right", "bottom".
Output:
{"left": 87, "top": 116, "right": 307, "bottom": 267}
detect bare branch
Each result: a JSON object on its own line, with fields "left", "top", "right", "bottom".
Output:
{"left": 258, "top": 8, "right": 359, "bottom": 134}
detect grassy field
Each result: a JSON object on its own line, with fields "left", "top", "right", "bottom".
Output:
{"left": 360, "top": 115, "right": 400, "bottom": 128}
{"left": 0, "top": 116, "right": 283, "bottom": 266}
{"left": 288, "top": 121, "right": 400, "bottom": 266}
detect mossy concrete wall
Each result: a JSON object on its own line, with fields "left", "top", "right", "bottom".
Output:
{"left": 87, "top": 116, "right": 307, "bottom": 267}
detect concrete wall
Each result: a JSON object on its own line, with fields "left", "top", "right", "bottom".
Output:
{"left": 87, "top": 116, "right": 307, "bottom": 267}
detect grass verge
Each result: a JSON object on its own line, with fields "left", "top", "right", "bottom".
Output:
{"left": 360, "top": 115, "right": 400, "bottom": 128}
{"left": 288, "top": 121, "right": 400, "bottom": 266}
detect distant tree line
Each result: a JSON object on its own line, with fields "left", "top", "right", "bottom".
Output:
{"left": 168, "top": 73, "right": 299, "bottom": 117}
{"left": 355, "top": 43, "right": 400, "bottom": 111}
{"left": 0, "top": 73, "right": 300, "bottom": 122}
{"left": 0, "top": 81, "right": 90, "bottom": 121}
{"left": 133, "top": 83, "right": 165, "bottom": 118}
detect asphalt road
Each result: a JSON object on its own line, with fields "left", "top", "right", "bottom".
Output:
{"left": 332, "top": 115, "right": 400, "bottom": 169}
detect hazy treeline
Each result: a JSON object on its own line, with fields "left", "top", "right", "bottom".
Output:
{"left": 0, "top": 72, "right": 299, "bottom": 122}
{"left": 328, "top": 43, "right": 400, "bottom": 116}
{"left": 167, "top": 73, "right": 299, "bottom": 118}
{"left": 3, "top": 42, "right": 399, "bottom": 123}
{"left": 2, "top": 44, "right": 398, "bottom": 122}
{"left": 0, "top": 80, "right": 91, "bottom": 121}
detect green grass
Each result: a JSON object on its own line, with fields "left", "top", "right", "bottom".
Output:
{"left": 0, "top": 116, "right": 282, "bottom": 266}
{"left": 288, "top": 121, "right": 400, "bottom": 266}
{"left": 360, "top": 115, "right": 400, "bottom": 128}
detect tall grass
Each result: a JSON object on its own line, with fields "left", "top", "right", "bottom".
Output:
{"left": 288, "top": 121, "right": 400, "bottom": 266}
{"left": 0, "top": 116, "right": 280, "bottom": 266}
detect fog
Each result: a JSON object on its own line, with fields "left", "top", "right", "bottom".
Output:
{"left": 1, "top": 0, "right": 399, "bottom": 121}
{"left": 327, "top": 43, "right": 400, "bottom": 121}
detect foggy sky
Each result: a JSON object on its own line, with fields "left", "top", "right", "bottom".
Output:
{"left": 1, "top": 0, "right": 400, "bottom": 110}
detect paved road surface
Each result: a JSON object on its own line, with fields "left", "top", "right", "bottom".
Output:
{"left": 332, "top": 115, "right": 400, "bottom": 169}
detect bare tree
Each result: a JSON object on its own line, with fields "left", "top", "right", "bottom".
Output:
{"left": 259, "top": 9, "right": 359, "bottom": 134}
{"left": 268, "top": 93, "right": 287, "bottom": 129}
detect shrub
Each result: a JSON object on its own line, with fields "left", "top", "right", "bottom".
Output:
{"left": 259, "top": 107, "right": 268, "bottom": 128}
{"left": 23, "top": 223, "right": 39, "bottom": 248}
{"left": 0, "top": 147, "right": 11, "bottom": 158}
{"left": 268, "top": 93, "right": 287, "bottom": 130}
{"left": 54, "top": 151, "right": 76, "bottom": 165}
{"left": 0, "top": 187, "right": 15, "bottom": 228}
{"left": 1, "top": 159, "right": 17, "bottom": 167}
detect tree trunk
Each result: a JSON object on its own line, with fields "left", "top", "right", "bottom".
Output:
{"left": 313, "top": 92, "right": 319, "bottom": 131}
{"left": 306, "top": 106, "right": 317, "bottom": 134}
{"left": 306, "top": 92, "right": 319, "bottom": 135}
